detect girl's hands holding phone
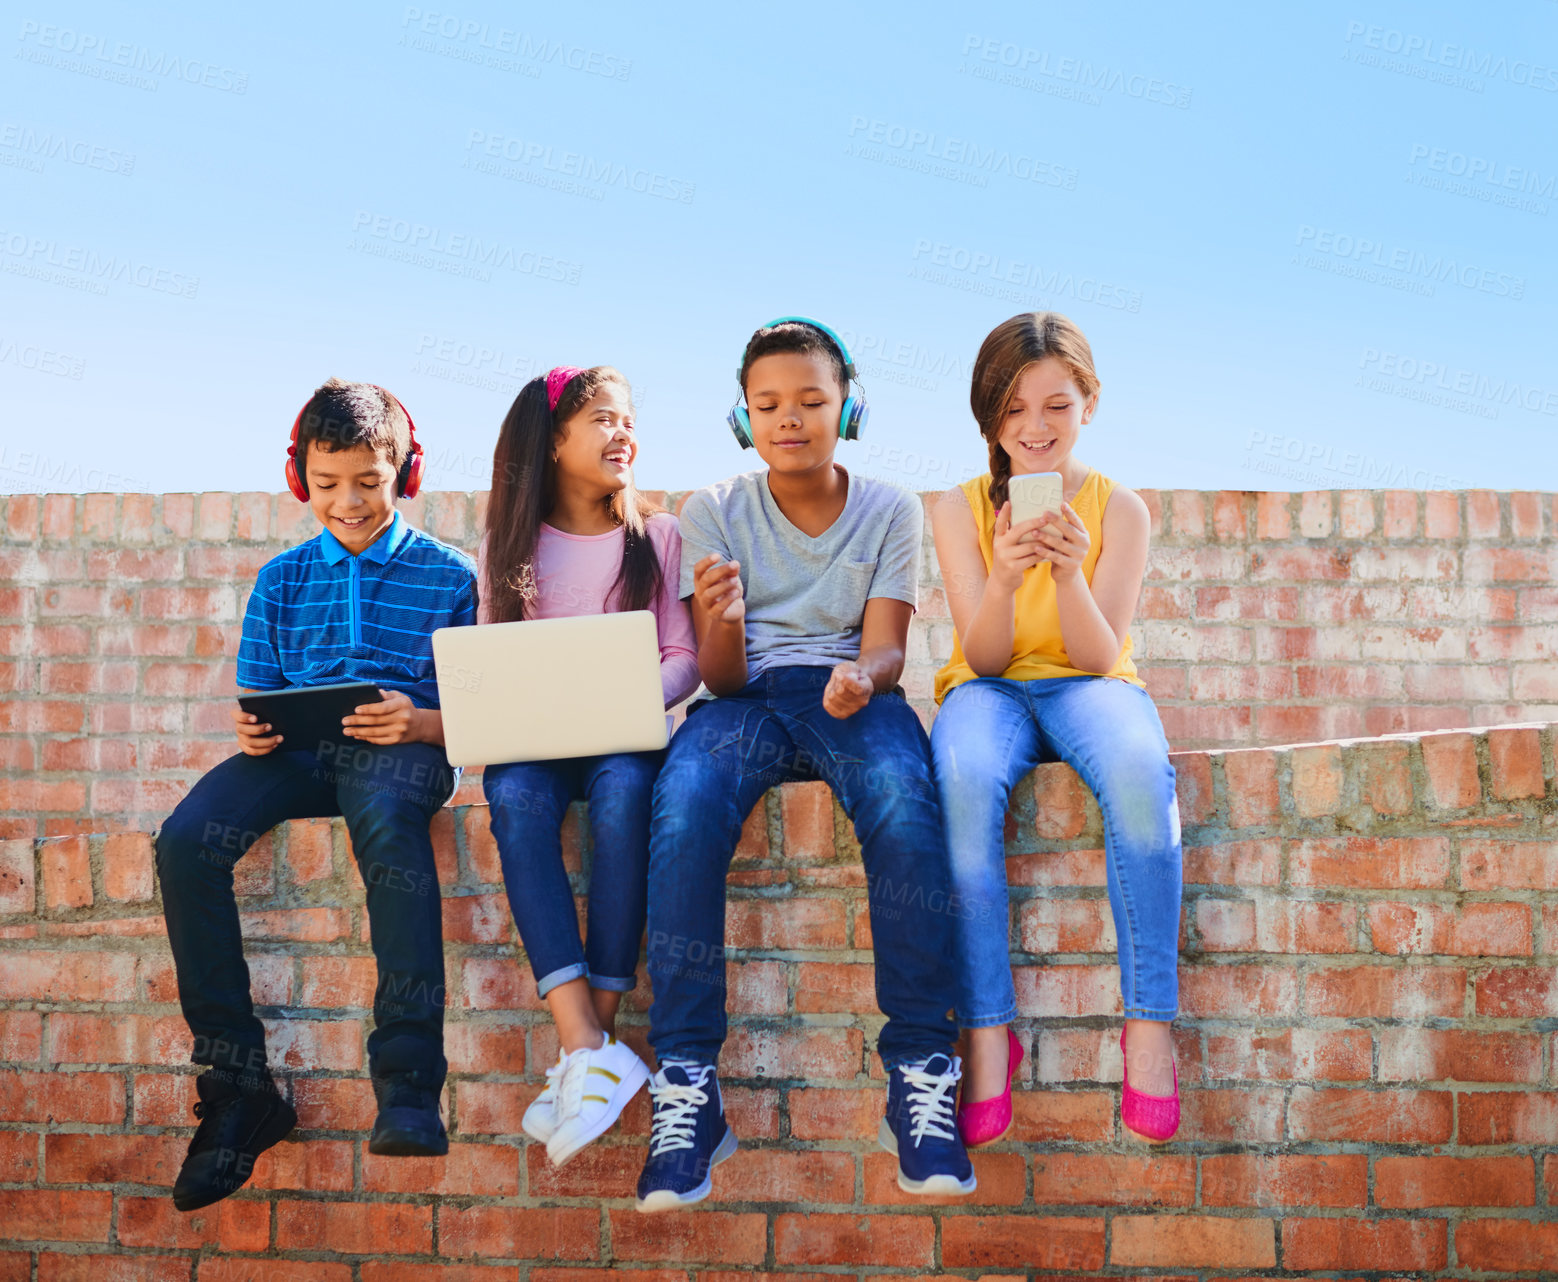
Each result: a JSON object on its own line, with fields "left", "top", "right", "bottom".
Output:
{"left": 1031, "top": 502, "right": 1090, "bottom": 582}
{"left": 989, "top": 501, "right": 1048, "bottom": 592}
{"left": 693, "top": 553, "right": 745, "bottom": 623}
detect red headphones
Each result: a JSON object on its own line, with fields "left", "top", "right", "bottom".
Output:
{"left": 284, "top": 385, "right": 425, "bottom": 502}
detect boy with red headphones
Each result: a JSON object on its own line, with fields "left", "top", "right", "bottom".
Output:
{"left": 636, "top": 319, "right": 973, "bottom": 1210}
{"left": 154, "top": 378, "right": 477, "bottom": 1211}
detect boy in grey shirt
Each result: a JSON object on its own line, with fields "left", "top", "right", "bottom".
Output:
{"left": 636, "top": 318, "right": 972, "bottom": 1212}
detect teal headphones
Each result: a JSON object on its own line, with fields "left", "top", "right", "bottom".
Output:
{"left": 727, "top": 315, "right": 870, "bottom": 449}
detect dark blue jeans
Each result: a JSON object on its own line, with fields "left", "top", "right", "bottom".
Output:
{"left": 155, "top": 742, "right": 456, "bottom": 1086}
{"left": 646, "top": 665, "right": 959, "bottom": 1069}
{"left": 482, "top": 751, "right": 664, "bottom": 997}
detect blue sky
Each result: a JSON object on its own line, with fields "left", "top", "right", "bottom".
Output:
{"left": 3, "top": 0, "right": 1554, "bottom": 497}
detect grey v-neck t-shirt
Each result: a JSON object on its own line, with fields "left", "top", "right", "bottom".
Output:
{"left": 678, "top": 466, "right": 923, "bottom": 680}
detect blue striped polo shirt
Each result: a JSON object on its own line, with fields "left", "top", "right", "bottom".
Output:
{"left": 237, "top": 511, "right": 478, "bottom": 709}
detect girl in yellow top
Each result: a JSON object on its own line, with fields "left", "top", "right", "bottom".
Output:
{"left": 931, "top": 312, "right": 1182, "bottom": 1146}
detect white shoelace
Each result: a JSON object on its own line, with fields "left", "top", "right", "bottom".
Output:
{"left": 647, "top": 1062, "right": 714, "bottom": 1156}
{"left": 552, "top": 1046, "right": 593, "bottom": 1123}
{"left": 900, "top": 1056, "right": 961, "bottom": 1146}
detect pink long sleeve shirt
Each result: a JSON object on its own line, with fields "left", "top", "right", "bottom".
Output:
{"left": 477, "top": 513, "right": 701, "bottom": 709}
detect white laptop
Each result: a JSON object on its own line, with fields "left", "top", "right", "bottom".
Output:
{"left": 432, "top": 611, "right": 670, "bottom": 767}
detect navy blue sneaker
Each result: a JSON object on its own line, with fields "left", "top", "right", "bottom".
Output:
{"left": 879, "top": 1052, "right": 976, "bottom": 1195}
{"left": 635, "top": 1061, "right": 736, "bottom": 1212}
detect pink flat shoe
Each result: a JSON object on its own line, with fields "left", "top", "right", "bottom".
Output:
{"left": 1120, "top": 1027, "right": 1179, "bottom": 1142}
{"left": 956, "top": 1028, "right": 1024, "bottom": 1147}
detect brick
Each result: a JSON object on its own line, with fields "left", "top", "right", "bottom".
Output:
{"left": 44, "top": 1133, "right": 187, "bottom": 1186}
{"left": 1030, "top": 1153, "right": 1193, "bottom": 1206}
{"left": 942, "top": 1215, "right": 1105, "bottom": 1271}
{"left": 39, "top": 837, "right": 91, "bottom": 909}
{"left": 1369, "top": 900, "right": 1531, "bottom": 956}
{"left": 1455, "top": 1220, "right": 1558, "bottom": 1272}
{"left": 722, "top": 1026, "right": 862, "bottom": 1079}
{"left": 1303, "top": 964, "right": 1466, "bottom": 1019}
{"left": 102, "top": 832, "right": 155, "bottom": 901}
{"left": 1488, "top": 725, "right": 1545, "bottom": 798}
{"left": 716, "top": 1148, "right": 856, "bottom": 1204}
{"left": 611, "top": 1210, "right": 765, "bottom": 1265}
{"left": 1287, "top": 1088, "right": 1453, "bottom": 1142}
{"left": 0, "top": 1131, "right": 37, "bottom": 1182}
{"left": 1183, "top": 838, "right": 1279, "bottom": 886}
{"left": 1171, "top": 752, "right": 1213, "bottom": 826}
{"left": 0, "top": 949, "right": 139, "bottom": 1003}
{"left": 363, "top": 1141, "right": 519, "bottom": 1197}
{"left": 276, "top": 1200, "right": 434, "bottom": 1255}
{"left": 1462, "top": 839, "right": 1558, "bottom": 890}
{"left": 248, "top": 1138, "right": 355, "bottom": 1192}
{"left": 863, "top": 1149, "right": 1026, "bottom": 1206}
{"left": 1205, "top": 1028, "right": 1370, "bottom": 1082}
{"left": 460, "top": 958, "right": 544, "bottom": 1012}
{"left": 1290, "top": 836, "right": 1451, "bottom": 888}
{"left": 0, "top": 1190, "right": 113, "bottom": 1242}
{"left": 1375, "top": 1154, "right": 1534, "bottom": 1207}
{"left": 1110, "top": 1214, "right": 1276, "bottom": 1268}
{"left": 1009, "top": 1090, "right": 1114, "bottom": 1142}
{"left": 1200, "top": 1153, "right": 1366, "bottom": 1207}
{"left": 1420, "top": 731, "right": 1481, "bottom": 808}
{"left": 444, "top": 1021, "right": 525, "bottom": 1076}
{"left": 726, "top": 897, "right": 846, "bottom": 950}
{"left": 1032, "top": 763, "right": 1092, "bottom": 838}
{"left": 199, "top": 1263, "right": 352, "bottom": 1282}
{"left": 262, "top": 1017, "right": 364, "bottom": 1071}
{"left": 1382, "top": 490, "right": 1417, "bottom": 536}
{"left": 454, "top": 1081, "right": 538, "bottom": 1135}
{"left": 366, "top": 1268, "right": 517, "bottom": 1282}
{"left": 1477, "top": 966, "right": 1558, "bottom": 1017}
{"left": 47, "top": 1013, "right": 191, "bottom": 1066}
{"left": 37, "top": 1254, "right": 192, "bottom": 1282}
{"left": 0, "top": 1070, "right": 126, "bottom": 1123}
{"left": 1281, "top": 1216, "right": 1447, "bottom": 1270}
{"left": 779, "top": 782, "right": 834, "bottom": 861}
{"left": 1222, "top": 750, "right": 1278, "bottom": 826}
{"left": 1179, "top": 1087, "right": 1284, "bottom": 1142}
{"left": 1179, "top": 964, "right": 1297, "bottom": 1018}
{"left": 1379, "top": 1028, "right": 1542, "bottom": 1083}
{"left": 1289, "top": 744, "right": 1343, "bottom": 816}
{"left": 1458, "top": 1090, "right": 1558, "bottom": 1146}
{"left": 788, "top": 1087, "right": 883, "bottom": 1140}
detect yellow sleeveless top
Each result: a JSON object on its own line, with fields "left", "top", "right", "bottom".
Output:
{"left": 933, "top": 468, "right": 1144, "bottom": 704}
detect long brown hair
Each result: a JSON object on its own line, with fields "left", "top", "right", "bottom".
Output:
{"left": 483, "top": 366, "right": 665, "bottom": 623}
{"left": 969, "top": 312, "right": 1101, "bottom": 508}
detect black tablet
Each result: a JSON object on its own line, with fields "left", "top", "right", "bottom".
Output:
{"left": 237, "top": 682, "right": 385, "bottom": 755}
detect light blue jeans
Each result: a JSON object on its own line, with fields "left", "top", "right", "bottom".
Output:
{"left": 930, "top": 675, "right": 1182, "bottom": 1027}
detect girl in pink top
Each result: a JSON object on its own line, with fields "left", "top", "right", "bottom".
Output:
{"left": 479, "top": 365, "right": 697, "bottom": 1167}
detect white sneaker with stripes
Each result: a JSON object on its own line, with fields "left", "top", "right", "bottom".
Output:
{"left": 545, "top": 1032, "right": 650, "bottom": 1166}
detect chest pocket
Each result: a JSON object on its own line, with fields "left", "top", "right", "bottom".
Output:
{"left": 816, "top": 557, "right": 877, "bottom": 632}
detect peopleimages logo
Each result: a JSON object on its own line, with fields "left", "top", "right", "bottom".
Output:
{"left": 1343, "top": 21, "right": 1558, "bottom": 92}
{"left": 0, "top": 124, "right": 134, "bottom": 175}
{"left": 398, "top": 8, "right": 631, "bottom": 81}
{"left": 846, "top": 117, "right": 1078, "bottom": 188}
{"left": 1295, "top": 226, "right": 1525, "bottom": 299}
{"left": 350, "top": 212, "right": 583, "bottom": 285}
{"left": 15, "top": 20, "right": 249, "bottom": 93}
{"left": 0, "top": 229, "right": 199, "bottom": 298}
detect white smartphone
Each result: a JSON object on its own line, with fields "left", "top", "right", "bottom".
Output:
{"left": 1008, "top": 472, "right": 1065, "bottom": 537}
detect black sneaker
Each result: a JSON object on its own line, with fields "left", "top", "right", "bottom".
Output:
{"left": 172, "top": 1071, "right": 296, "bottom": 1212}
{"left": 369, "top": 1072, "right": 448, "bottom": 1156}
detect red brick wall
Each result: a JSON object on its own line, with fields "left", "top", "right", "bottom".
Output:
{"left": 0, "top": 724, "right": 1555, "bottom": 1275}
{"left": 2, "top": 487, "right": 1555, "bottom": 840}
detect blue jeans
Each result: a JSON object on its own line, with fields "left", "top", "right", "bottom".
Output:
{"left": 930, "top": 675, "right": 1182, "bottom": 1027}
{"left": 155, "top": 742, "right": 457, "bottom": 1085}
{"left": 646, "top": 665, "right": 959, "bottom": 1068}
{"left": 483, "top": 751, "right": 664, "bottom": 997}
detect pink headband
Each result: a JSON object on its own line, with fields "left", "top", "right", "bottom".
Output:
{"left": 546, "top": 365, "right": 585, "bottom": 412}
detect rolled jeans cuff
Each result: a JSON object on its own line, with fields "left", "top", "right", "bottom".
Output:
{"left": 958, "top": 1004, "right": 1019, "bottom": 1031}
{"left": 1123, "top": 1005, "right": 1179, "bottom": 1022}
{"left": 535, "top": 962, "right": 590, "bottom": 999}
{"left": 588, "top": 971, "right": 637, "bottom": 993}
